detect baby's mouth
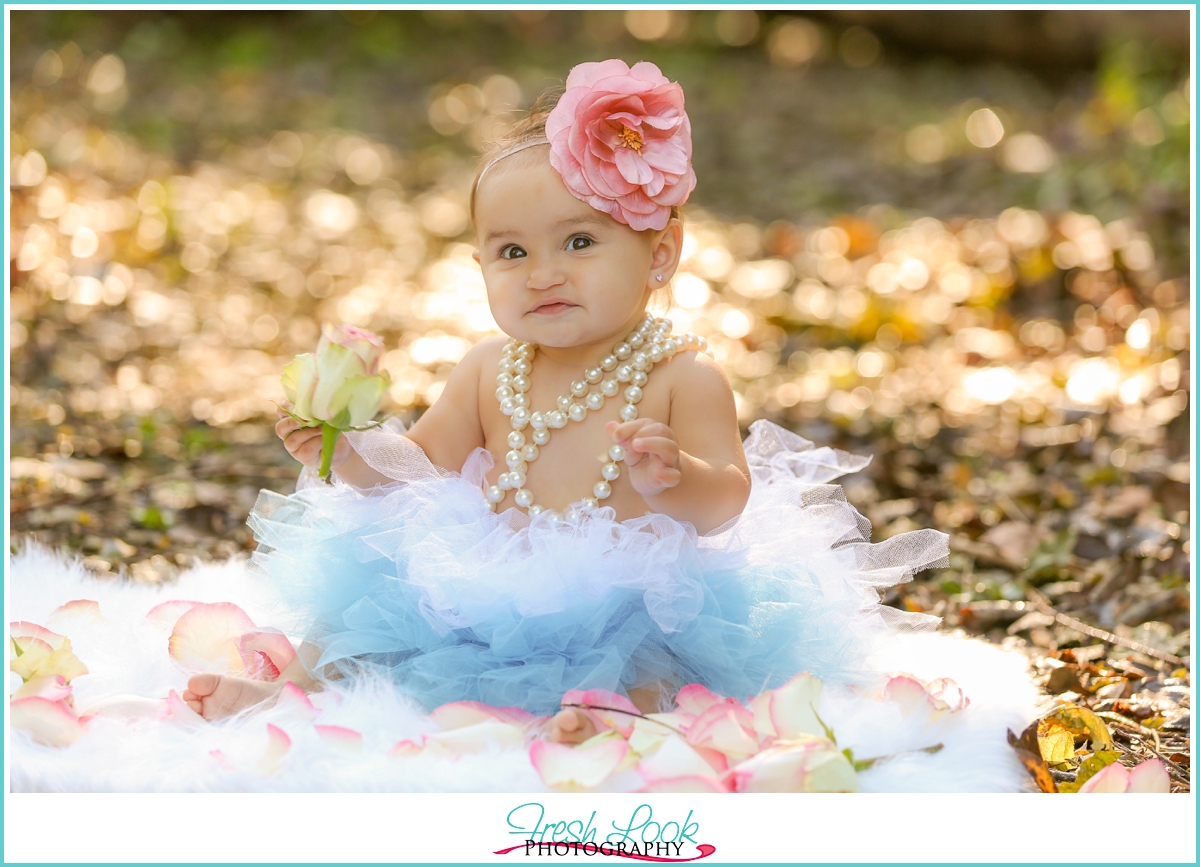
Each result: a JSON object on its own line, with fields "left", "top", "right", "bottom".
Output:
{"left": 531, "top": 300, "right": 577, "bottom": 315}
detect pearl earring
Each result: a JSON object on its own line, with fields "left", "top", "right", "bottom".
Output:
{"left": 655, "top": 275, "right": 664, "bottom": 282}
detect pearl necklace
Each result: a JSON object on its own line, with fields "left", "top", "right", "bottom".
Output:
{"left": 486, "top": 316, "right": 707, "bottom": 519}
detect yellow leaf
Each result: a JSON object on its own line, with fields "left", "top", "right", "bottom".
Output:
{"left": 1037, "top": 720, "right": 1076, "bottom": 764}
{"left": 1045, "top": 703, "right": 1114, "bottom": 750}
{"left": 1058, "top": 750, "right": 1121, "bottom": 793}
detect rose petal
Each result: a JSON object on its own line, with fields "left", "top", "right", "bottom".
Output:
{"left": 637, "top": 734, "right": 724, "bottom": 784}
{"left": 145, "top": 600, "right": 202, "bottom": 630}
{"left": 12, "top": 674, "right": 72, "bottom": 702}
{"left": 674, "top": 683, "right": 727, "bottom": 716}
{"left": 639, "top": 774, "right": 730, "bottom": 793}
{"left": 276, "top": 681, "right": 319, "bottom": 721}
{"left": 10, "top": 621, "right": 68, "bottom": 648}
{"left": 530, "top": 734, "right": 629, "bottom": 790}
{"left": 388, "top": 739, "right": 423, "bottom": 758}
{"left": 315, "top": 724, "right": 363, "bottom": 755}
{"left": 10, "top": 633, "right": 89, "bottom": 683}
{"left": 429, "top": 700, "right": 536, "bottom": 730}
{"left": 162, "top": 688, "right": 205, "bottom": 725}
{"left": 1126, "top": 760, "right": 1171, "bottom": 793}
{"left": 731, "top": 736, "right": 858, "bottom": 793}
{"left": 1078, "top": 761, "right": 1131, "bottom": 793}
{"left": 767, "top": 672, "right": 824, "bottom": 740}
{"left": 424, "top": 719, "right": 527, "bottom": 755}
{"left": 255, "top": 723, "right": 291, "bottom": 775}
{"left": 237, "top": 630, "right": 297, "bottom": 682}
{"left": 47, "top": 600, "right": 105, "bottom": 630}
{"left": 561, "top": 688, "right": 639, "bottom": 735}
{"left": 11, "top": 696, "right": 86, "bottom": 747}
{"left": 687, "top": 704, "right": 758, "bottom": 763}
{"left": 168, "top": 602, "right": 257, "bottom": 674}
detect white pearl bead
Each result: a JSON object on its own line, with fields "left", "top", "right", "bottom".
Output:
{"left": 601, "top": 355, "right": 618, "bottom": 371}
{"left": 649, "top": 345, "right": 664, "bottom": 363}
{"left": 568, "top": 403, "right": 587, "bottom": 422}
{"left": 585, "top": 367, "right": 603, "bottom": 384}
{"left": 632, "top": 352, "right": 649, "bottom": 371}
{"left": 532, "top": 428, "right": 550, "bottom": 445}
{"left": 513, "top": 359, "right": 531, "bottom": 375}
{"left": 585, "top": 392, "right": 604, "bottom": 411}
{"left": 515, "top": 489, "right": 533, "bottom": 508}
{"left": 593, "top": 480, "right": 612, "bottom": 500}
{"left": 516, "top": 344, "right": 533, "bottom": 358}
{"left": 498, "top": 473, "right": 512, "bottom": 490}
{"left": 512, "top": 393, "right": 529, "bottom": 408}
{"left": 564, "top": 507, "right": 581, "bottom": 521}
{"left": 497, "top": 372, "right": 513, "bottom": 387}
{"left": 624, "top": 385, "right": 643, "bottom": 404}
{"left": 530, "top": 412, "right": 547, "bottom": 430}
{"left": 521, "top": 443, "right": 539, "bottom": 462}
{"left": 512, "top": 407, "right": 531, "bottom": 427}
{"left": 601, "top": 378, "right": 619, "bottom": 397}
{"left": 557, "top": 395, "right": 572, "bottom": 411}
{"left": 527, "top": 503, "right": 543, "bottom": 515}
{"left": 506, "top": 449, "right": 524, "bottom": 468}
{"left": 486, "top": 485, "right": 504, "bottom": 503}
{"left": 619, "top": 403, "right": 638, "bottom": 421}
{"left": 499, "top": 358, "right": 515, "bottom": 373}
{"left": 631, "top": 370, "right": 648, "bottom": 388}
{"left": 507, "top": 430, "right": 526, "bottom": 448}
{"left": 608, "top": 443, "right": 625, "bottom": 462}
{"left": 548, "top": 411, "right": 567, "bottom": 429}
{"left": 602, "top": 462, "right": 620, "bottom": 481}
{"left": 500, "top": 398, "right": 516, "bottom": 416}
{"left": 697, "top": 336, "right": 708, "bottom": 352}
{"left": 662, "top": 339, "right": 677, "bottom": 357}
{"left": 509, "top": 468, "right": 526, "bottom": 487}
{"left": 614, "top": 343, "right": 632, "bottom": 360}
{"left": 495, "top": 386, "right": 514, "bottom": 401}
{"left": 582, "top": 497, "right": 599, "bottom": 510}
{"left": 660, "top": 318, "right": 673, "bottom": 331}
{"left": 616, "top": 364, "right": 633, "bottom": 383}
{"left": 511, "top": 374, "right": 530, "bottom": 392}
{"left": 570, "top": 379, "right": 588, "bottom": 397}
{"left": 629, "top": 333, "right": 645, "bottom": 349}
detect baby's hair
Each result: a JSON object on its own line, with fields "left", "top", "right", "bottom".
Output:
{"left": 469, "top": 87, "right": 684, "bottom": 231}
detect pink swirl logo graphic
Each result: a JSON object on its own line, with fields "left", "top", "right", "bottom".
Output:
{"left": 493, "top": 842, "right": 716, "bottom": 861}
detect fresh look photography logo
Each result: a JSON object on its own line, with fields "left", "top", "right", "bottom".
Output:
{"left": 494, "top": 803, "right": 716, "bottom": 861}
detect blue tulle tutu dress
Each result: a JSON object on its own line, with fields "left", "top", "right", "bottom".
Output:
{"left": 247, "top": 420, "right": 948, "bottom": 716}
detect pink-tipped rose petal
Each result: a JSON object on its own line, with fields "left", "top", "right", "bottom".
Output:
{"left": 1126, "top": 759, "right": 1170, "bottom": 793}
{"left": 237, "top": 630, "right": 297, "bottom": 682}
{"left": 687, "top": 704, "right": 759, "bottom": 763}
{"left": 168, "top": 602, "right": 257, "bottom": 674}
{"left": 10, "top": 621, "right": 67, "bottom": 645}
{"left": 674, "top": 683, "right": 727, "bottom": 716}
{"left": 627, "top": 713, "right": 695, "bottom": 755}
{"left": 11, "top": 696, "right": 86, "bottom": 747}
{"left": 209, "top": 749, "right": 237, "bottom": 770}
{"left": 389, "top": 739, "right": 424, "bottom": 757}
{"left": 639, "top": 774, "right": 730, "bottom": 793}
{"left": 429, "top": 700, "right": 536, "bottom": 730}
{"left": 255, "top": 723, "right": 291, "bottom": 775}
{"left": 48, "top": 599, "right": 105, "bottom": 630}
{"left": 315, "top": 724, "right": 363, "bottom": 755}
{"left": 730, "top": 735, "right": 858, "bottom": 793}
{"left": 884, "top": 673, "right": 968, "bottom": 719}
{"left": 9, "top": 632, "right": 89, "bottom": 684}
{"left": 1078, "top": 761, "right": 1131, "bottom": 793}
{"left": 12, "top": 674, "right": 72, "bottom": 703}
{"left": 637, "top": 734, "right": 722, "bottom": 785}
{"left": 145, "top": 600, "right": 202, "bottom": 630}
{"left": 424, "top": 719, "right": 527, "bottom": 755}
{"left": 276, "top": 682, "right": 319, "bottom": 721}
{"left": 530, "top": 734, "right": 629, "bottom": 790}
{"left": 162, "top": 689, "right": 205, "bottom": 725}
{"left": 766, "top": 672, "right": 824, "bottom": 740}
{"left": 561, "top": 688, "right": 639, "bottom": 736}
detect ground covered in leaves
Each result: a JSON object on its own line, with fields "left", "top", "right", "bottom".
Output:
{"left": 8, "top": 10, "right": 1191, "bottom": 791}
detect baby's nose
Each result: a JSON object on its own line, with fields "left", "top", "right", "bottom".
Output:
{"left": 526, "top": 266, "right": 566, "bottom": 291}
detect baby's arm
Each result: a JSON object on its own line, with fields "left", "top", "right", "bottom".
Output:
{"left": 609, "top": 351, "right": 750, "bottom": 534}
{"left": 275, "top": 336, "right": 494, "bottom": 486}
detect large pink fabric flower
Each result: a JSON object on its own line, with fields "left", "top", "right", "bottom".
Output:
{"left": 547, "top": 59, "right": 696, "bottom": 232}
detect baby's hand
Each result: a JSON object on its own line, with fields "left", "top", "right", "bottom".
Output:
{"left": 275, "top": 405, "right": 350, "bottom": 471}
{"left": 606, "top": 419, "right": 681, "bottom": 498}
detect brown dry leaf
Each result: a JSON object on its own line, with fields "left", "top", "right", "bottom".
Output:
{"left": 1037, "top": 719, "right": 1076, "bottom": 764}
{"left": 1008, "top": 725, "right": 1058, "bottom": 793}
{"left": 1045, "top": 703, "right": 1114, "bottom": 750}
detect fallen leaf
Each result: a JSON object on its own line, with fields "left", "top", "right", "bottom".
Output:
{"left": 1058, "top": 750, "right": 1121, "bottom": 793}
{"left": 1036, "top": 719, "right": 1076, "bottom": 764}
{"left": 1007, "top": 725, "right": 1057, "bottom": 793}
{"left": 1045, "top": 703, "right": 1114, "bottom": 750}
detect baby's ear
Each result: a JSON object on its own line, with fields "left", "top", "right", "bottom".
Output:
{"left": 649, "top": 218, "right": 684, "bottom": 275}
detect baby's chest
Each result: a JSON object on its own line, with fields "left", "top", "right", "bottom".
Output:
{"left": 479, "top": 381, "right": 672, "bottom": 517}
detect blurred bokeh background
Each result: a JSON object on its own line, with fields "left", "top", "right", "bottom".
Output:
{"left": 7, "top": 9, "right": 1192, "bottom": 736}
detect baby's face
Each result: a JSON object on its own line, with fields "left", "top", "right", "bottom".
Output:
{"left": 473, "top": 155, "right": 659, "bottom": 351}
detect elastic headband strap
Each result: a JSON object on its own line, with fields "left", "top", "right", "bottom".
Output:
{"left": 474, "top": 136, "right": 550, "bottom": 195}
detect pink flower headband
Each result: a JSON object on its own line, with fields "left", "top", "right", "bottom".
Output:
{"left": 478, "top": 59, "right": 696, "bottom": 233}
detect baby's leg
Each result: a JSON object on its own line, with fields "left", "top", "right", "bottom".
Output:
{"left": 182, "top": 641, "right": 325, "bottom": 720}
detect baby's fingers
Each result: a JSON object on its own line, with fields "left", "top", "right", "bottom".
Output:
{"left": 630, "top": 435, "right": 679, "bottom": 466}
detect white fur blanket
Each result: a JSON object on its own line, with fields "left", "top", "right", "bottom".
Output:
{"left": 8, "top": 544, "right": 1040, "bottom": 792}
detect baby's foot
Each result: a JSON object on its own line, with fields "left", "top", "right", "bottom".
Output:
{"left": 182, "top": 674, "right": 283, "bottom": 720}
{"left": 547, "top": 708, "right": 599, "bottom": 745}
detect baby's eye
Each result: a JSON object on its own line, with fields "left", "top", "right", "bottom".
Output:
{"left": 499, "top": 244, "right": 526, "bottom": 260}
{"left": 567, "top": 235, "right": 594, "bottom": 251}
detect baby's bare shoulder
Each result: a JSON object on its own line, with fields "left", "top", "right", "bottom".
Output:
{"left": 662, "top": 346, "right": 734, "bottom": 395}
